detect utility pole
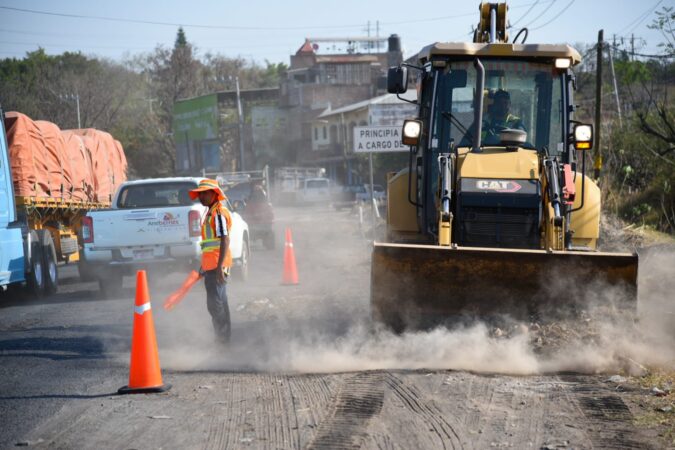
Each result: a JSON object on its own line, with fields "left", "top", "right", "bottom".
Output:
{"left": 607, "top": 39, "right": 623, "bottom": 126}
{"left": 235, "top": 76, "right": 245, "bottom": 172}
{"left": 630, "top": 33, "right": 635, "bottom": 61}
{"left": 376, "top": 21, "right": 380, "bottom": 52}
{"left": 594, "top": 30, "right": 603, "bottom": 180}
{"left": 60, "top": 93, "right": 81, "bottom": 128}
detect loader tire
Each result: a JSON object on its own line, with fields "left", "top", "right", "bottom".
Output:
{"left": 39, "top": 230, "right": 59, "bottom": 295}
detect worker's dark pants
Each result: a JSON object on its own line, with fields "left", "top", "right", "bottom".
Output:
{"left": 204, "top": 269, "right": 230, "bottom": 343}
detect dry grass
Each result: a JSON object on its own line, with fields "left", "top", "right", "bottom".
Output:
{"left": 631, "top": 369, "right": 675, "bottom": 446}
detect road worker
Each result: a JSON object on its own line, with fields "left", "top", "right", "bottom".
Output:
{"left": 189, "top": 179, "right": 232, "bottom": 343}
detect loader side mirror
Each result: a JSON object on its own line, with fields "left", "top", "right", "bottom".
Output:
{"left": 573, "top": 124, "right": 593, "bottom": 150}
{"left": 402, "top": 119, "right": 422, "bottom": 146}
{"left": 387, "top": 66, "right": 408, "bottom": 94}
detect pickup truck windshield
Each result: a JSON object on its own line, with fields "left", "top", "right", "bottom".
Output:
{"left": 117, "top": 182, "right": 197, "bottom": 209}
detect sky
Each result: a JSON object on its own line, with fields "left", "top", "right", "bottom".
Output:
{"left": 0, "top": 0, "right": 671, "bottom": 66}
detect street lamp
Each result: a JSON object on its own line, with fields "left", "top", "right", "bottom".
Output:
{"left": 60, "top": 93, "right": 81, "bottom": 129}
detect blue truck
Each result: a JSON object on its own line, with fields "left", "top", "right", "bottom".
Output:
{"left": 0, "top": 109, "right": 48, "bottom": 296}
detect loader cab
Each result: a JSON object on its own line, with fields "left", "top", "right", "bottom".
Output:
{"left": 390, "top": 47, "right": 581, "bottom": 244}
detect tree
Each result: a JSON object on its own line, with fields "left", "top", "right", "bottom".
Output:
{"left": 175, "top": 27, "right": 188, "bottom": 48}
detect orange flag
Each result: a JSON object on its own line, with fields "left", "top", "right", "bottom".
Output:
{"left": 163, "top": 270, "right": 202, "bottom": 310}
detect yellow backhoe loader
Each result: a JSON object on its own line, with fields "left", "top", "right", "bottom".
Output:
{"left": 372, "top": 2, "right": 638, "bottom": 331}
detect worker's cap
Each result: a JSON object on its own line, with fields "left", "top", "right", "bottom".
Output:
{"left": 493, "top": 89, "right": 510, "bottom": 101}
{"left": 189, "top": 178, "right": 226, "bottom": 201}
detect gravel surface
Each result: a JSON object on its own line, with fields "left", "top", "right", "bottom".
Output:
{"left": 1, "top": 205, "right": 672, "bottom": 449}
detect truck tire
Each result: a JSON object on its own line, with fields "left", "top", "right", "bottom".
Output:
{"left": 39, "top": 230, "right": 59, "bottom": 295}
{"left": 26, "top": 231, "right": 45, "bottom": 297}
{"left": 233, "top": 237, "right": 249, "bottom": 281}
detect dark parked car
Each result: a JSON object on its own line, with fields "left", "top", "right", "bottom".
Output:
{"left": 224, "top": 182, "right": 275, "bottom": 250}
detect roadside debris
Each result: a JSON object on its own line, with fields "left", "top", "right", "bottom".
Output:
{"left": 607, "top": 375, "right": 628, "bottom": 383}
{"left": 651, "top": 387, "right": 668, "bottom": 397}
{"left": 148, "top": 415, "right": 172, "bottom": 420}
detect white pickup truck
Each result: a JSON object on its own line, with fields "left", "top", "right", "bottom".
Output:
{"left": 79, "top": 177, "right": 249, "bottom": 296}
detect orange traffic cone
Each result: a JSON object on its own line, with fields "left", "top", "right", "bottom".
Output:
{"left": 118, "top": 270, "right": 171, "bottom": 394}
{"left": 282, "top": 227, "right": 299, "bottom": 285}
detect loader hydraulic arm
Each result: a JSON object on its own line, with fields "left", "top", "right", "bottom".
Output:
{"left": 437, "top": 153, "right": 453, "bottom": 246}
{"left": 544, "top": 157, "right": 563, "bottom": 227}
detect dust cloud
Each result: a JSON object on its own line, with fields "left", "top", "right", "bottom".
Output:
{"left": 152, "top": 213, "right": 674, "bottom": 377}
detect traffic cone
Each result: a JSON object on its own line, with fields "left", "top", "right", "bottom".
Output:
{"left": 282, "top": 227, "right": 299, "bottom": 285}
{"left": 118, "top": 270, "right": 171, "bottom": 394}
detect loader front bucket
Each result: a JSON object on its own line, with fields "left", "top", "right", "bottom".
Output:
{"left": 370, "top": 242, "right": 638, "bottom": 331}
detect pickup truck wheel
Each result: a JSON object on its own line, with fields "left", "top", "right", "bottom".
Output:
{"left": 99, "top": 270, "right": 124, "bottom": 298}
{"left": 39, "top": 230, "right": 59, "bottom": 295}
{"left": 233, "top": 238, "right": 249, "bottom": 282}
{"left": 27, "top": 231, "right": 45, "bottom": 297}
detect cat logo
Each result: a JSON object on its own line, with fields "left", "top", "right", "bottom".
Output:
{"left": 476, "top": 180, "right": 522, "bottom": 193}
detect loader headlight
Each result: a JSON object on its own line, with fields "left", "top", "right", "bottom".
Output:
{"left": 555, "top": 58, "right": 571, "bottom": 69}
{"left": 573, "top": 124, "right": 593, "bottom": 150}
{"left": 402, "top": 119, "right": 422, "bottom": 146}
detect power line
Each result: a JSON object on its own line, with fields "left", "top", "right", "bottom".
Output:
{"left": 529, "top": 0, "right": 576, "bottom": 31}
{"left": 0, "top": 1, "right": 561, "bottom": 32}
{"left": 520, "top": 0, "right": 556, "bottom": 29}
{"left": 509, "top": 0, "right": 541, "bottom": 28}
{"left": 607, "top": 42, "right": 674, "bottom": 59}
{"left": 0, "top": 6, "right": 363, "bottom": 31}
{"left": 617, "top": 0, "right": 662, "bottom": 35}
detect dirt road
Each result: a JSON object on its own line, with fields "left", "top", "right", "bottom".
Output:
{"left": 1, "top": 205, "right": 673, "bottom": 449}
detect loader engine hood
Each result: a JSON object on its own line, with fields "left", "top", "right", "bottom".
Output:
{"left": 456, "top": 149, "right": 541, "bottom": 249}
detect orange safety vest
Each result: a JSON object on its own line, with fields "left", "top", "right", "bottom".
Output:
{"left": 200, "top": 202, "right": 232, "bottom": 271}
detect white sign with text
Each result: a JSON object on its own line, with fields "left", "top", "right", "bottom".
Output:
{"left": 353, "top": 126, "right": 408, "bottom": 153}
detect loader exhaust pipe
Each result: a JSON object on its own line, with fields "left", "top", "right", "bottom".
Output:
{"left": 473, "top": 58, "right": 485, "bottom": 153}
{"left": 489, "top": 5, "right": 497, "bottom": 43}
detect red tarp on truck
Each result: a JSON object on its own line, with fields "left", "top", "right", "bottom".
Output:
{"left": 61, "top": 131, "right": 95, "bottom": 202}
{"left": 96, "top": 130, "right": 122, "bottom": 195}
{"left": 36, "top": 120, "right": 73, "bottom": 200}
{"left": 113, "top": 139, "right": 128, "bottom": 189}
{"left": 3, "top": 112, "right": 50, "bottom": 198}
{"left": 71, "top": 129, "right": 113, "bottom": 203}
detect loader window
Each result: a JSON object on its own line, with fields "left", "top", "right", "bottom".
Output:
{"left": 435, "top": 60, "right": 565, "bottom": 155}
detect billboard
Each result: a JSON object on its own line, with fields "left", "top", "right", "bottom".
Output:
{"left": 172, "top": 94, "right": 218, "bottom": 142}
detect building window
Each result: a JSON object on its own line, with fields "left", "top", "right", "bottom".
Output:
{"left": 323, "top": 126, "right": 327, "bottom": 140}
{"left": 314, "top": 127, "right": 318, "bottom": 140}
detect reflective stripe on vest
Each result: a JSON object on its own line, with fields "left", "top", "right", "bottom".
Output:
{"left": 201, "top": 203, "right": 221, "bottom": 271}
{"left": 200, "top": 239, "right": 220, "bottom": 250}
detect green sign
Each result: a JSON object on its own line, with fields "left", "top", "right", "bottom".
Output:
{"left": 173, "top": 94, "right": 218, "bottom": 142}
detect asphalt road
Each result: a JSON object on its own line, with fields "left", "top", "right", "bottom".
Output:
{"left": 0, "top": 205, "right": 671, "bottom": 449}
